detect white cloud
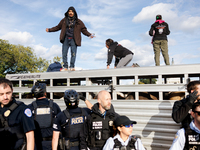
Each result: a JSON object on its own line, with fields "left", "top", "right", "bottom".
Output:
{"left": 46, "top": 45, "right": 62, "bottom": 60}
{"left": 95, "top": 47, "right": 107, "bottom": 60}
{"left": 132, "top": 2, "right": 200, "bottom": 33}
{"left": 0, "top": 31, "right": 34, "bottom": 45}
{"left": 132, "top": 3, "right": 176, "bottom": 23}
{"left": 31, "top": 44, "right": 48, "bottom": 56}
{"left": 31, "top": 44, "right": 62, "bottom": 61}
{"left": 179, "top": 16, "right": 200, "bottom": 32}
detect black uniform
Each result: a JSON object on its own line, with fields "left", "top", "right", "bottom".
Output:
{"left": 28, "top": 98, "right": 61, "bottom": 150}
{"left": 53, "top": 107, "right": 89, "bottom": 150}
{"left": 81, "top": 103, "right": 119, "bottom": 150}
{"left": 172, "top": 96, "right": 193, "bottom": 128}
{"left": 184, "top": 126, "right": 200, "bottom": 150}
{"left": 113, "top": 135, "right": 137, "bottom": 150}
{"left": 0, "top": 98, "right": 35, "bottom": 150}
{"left": 107, "top": 42, "right": 133, "bottom": 67}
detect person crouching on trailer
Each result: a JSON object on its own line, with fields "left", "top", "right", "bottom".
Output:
{"left": 106, "top": 39, "right": 134, "bottom": 69}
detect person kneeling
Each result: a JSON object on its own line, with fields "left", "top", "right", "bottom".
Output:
{"left": 103, "top": 115, "right": 145, "bottom": 150}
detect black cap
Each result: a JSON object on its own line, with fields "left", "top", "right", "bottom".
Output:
{"left": 114, "top": 115, "right": 137, "bottom": 127}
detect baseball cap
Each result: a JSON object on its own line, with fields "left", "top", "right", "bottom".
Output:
{"left": 114, "top": 115, "right": 137, "bottom": 127}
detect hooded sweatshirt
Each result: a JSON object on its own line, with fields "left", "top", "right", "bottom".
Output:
{"left": 149, "top": 19, "right": 170, "bottom": 41}
{"left": 107, "top": 42, "right": 133, "bottom": 66}
{"left": 48, "top": 6, "right": 91, "bottom": 46}
{"left": 65, "top": 7, "right": 77, "bottom": 38}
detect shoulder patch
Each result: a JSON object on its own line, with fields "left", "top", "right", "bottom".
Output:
{"left": 173, "top": 132, "right": 179, "bottom": 143}
{"left": 24, "top": 108, "right": 32, "bottom": 117}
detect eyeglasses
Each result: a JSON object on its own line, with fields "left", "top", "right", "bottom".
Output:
{"left": 124, "top": 124, "right": 133, "bottom": 128}
{"left": 193, "top": 111, "right": 200, "bottom": 116}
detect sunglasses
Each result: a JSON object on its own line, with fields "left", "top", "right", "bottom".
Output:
{"left": 194, "top": 111, "right": 200, "bottom": 115}
{"left": 124, "top": 124, "right": 133, "bottom": 128}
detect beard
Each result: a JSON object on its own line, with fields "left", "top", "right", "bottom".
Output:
{"left": 101, "top": 103, "right": 111, "bottom": 110}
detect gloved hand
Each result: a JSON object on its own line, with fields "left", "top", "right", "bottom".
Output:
{"left": 78, "top": 92, "right": 86, "bottom": 101}
{"left": 189, "top": 90, "right": 199, "bottom": 104}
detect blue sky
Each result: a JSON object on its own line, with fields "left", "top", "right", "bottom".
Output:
{"left": 1, "top": 0, "right": 200, "bottom": 70}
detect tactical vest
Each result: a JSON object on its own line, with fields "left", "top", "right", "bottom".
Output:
{"left": 0, "top": 101, "right": 25, "bottom": 149}
{"left": 33, "top": 99, "right": 53, "bottom": 128}
{"left": 88, "top": 112, "right": 115, "bottom": 148}
{"left": 113, "top": 135, "right": 137, "bottom": 150}
{"left": 184, "top": 126, "right": 200, "bottom": 150}
{"left": 61, "top": 108, "right": 87, "bottom": 139}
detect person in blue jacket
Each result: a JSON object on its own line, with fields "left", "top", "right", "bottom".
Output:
{"left": 47, "top": 62, "right": 62, "bottom": 72}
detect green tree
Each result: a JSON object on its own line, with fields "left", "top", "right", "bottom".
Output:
{"left": 139, "top": 78, "right": 157, "bottom": 84}
{"left": 0, "top": 39, "right": 49, "bottom": 77}
{"left": 53, "top": 56, "right": 62, "bottom": 63}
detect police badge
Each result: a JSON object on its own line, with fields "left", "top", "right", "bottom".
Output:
{"left": 109, "top": 120, "right": 113, "bottom": 126}
{"left": 4, "top": 110, "right": 11, "bottom": 117}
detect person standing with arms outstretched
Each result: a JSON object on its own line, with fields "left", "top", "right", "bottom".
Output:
{"left": 46, "top": 6, "right": 94, "bottom": 71}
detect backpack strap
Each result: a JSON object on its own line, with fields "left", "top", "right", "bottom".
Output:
{"left": 49, "top": 99, "right": 53, "bottom": 108}
{"left": 113, "top": 138, "right": 122, "bottom": 149}
{"left": 128, "top": 135, "right": 137, "bottom": 148}
{"left": 61, "top": 109, "right": 70, "bottom": 127}
{"left": 32, "top": 101, "right": 37, "bottom": 110}
{"left": 63, "top": 109, "right": 71, "bottom": 119}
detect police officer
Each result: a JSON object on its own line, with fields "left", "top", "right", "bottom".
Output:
{"left": 103, "top": 115, "right": 145, "bottom": 150}
{"left": 172, "top": 80, "right": 200, "bottom": 128}
{"left": 170, "top": 102, "right": 200, "bottom": 150}
{"left": 52, "top": 89, "right": 89, "bottom": 150}
{"left": 0, "top": 78, "right": 35, "bottom": 150}
{"left": 28, "top": 82, "right": 61, "bottom": 150}
{"left": 81, "top": 90, "right": 119, "bottom": 150}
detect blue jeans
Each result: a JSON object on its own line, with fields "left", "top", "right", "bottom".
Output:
{"left": 62, "top": 38, "right": 77, "bottom": 68}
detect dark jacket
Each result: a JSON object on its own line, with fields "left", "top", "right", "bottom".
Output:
{"left": 47, "top": 62, "right": 62, "bottom": 72}
{"left": 149, "top": 20, "right": 170, "bottom": 41}
{"left": 80, "top": 103, "right": 119, "bottom": 150}
{"left": 0, "top": 98, "right": 35, "bottom": 149}
{"left": 107, "top": 42, "right": 133, "bottom": 66}
{"left": 48, "top": 6, "right": 91, "bottom": 46}
{"left": 172, "top": 96, "right": 193, "bottom": 128}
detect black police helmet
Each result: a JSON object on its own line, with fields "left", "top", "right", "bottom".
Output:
{"left": 64, "top": 89, "right": 79, "bottom": 108}
{"left": 31, "top": 82, "right": 46, "bottom": 98}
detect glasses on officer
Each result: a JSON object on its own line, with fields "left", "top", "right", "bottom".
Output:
{"left": 193, "top": 111, "right": 200, "bottom": 116}
{"left": 123, "top": 124, "right": 133, "bottom": 128}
